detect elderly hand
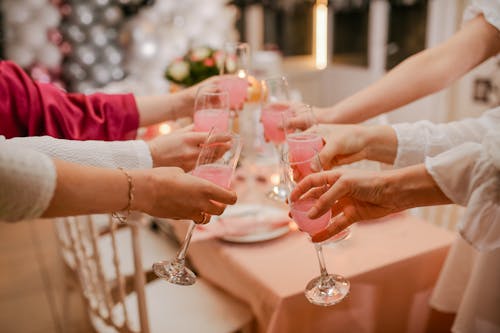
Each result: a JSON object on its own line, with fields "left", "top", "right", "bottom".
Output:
{"left": 290, "top": 164, "right": 450, "bottom": 242}
{"left": 147, "top": 125, "right": 231, "bottom": 172}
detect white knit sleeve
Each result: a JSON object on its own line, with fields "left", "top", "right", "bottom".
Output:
{"left": 425, "top": 132, "right": 500, "bottom": 252}
{"left": 392, "top": 107, "right": 500, "bottom": 168}
{"left": 0, "top": 138, "right": 56, "bottom": 222}
{"left": 7, "top": 136, "right": 152, "bottom": 169}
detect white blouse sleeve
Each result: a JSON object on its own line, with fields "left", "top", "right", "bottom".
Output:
{"left": 0, "top": 138, "right": 56, "bottom": 222}
{"left": 425, "top": 132, "right": 500, "bottom": 252}
{"left": 392, "top": 106, "right": 500, "bottom": 168}
{"left": 7, "top": 136, "right": 152, "bottom": 169}
{"left": 463, "top": 0, "right": 500, "bottom": 31}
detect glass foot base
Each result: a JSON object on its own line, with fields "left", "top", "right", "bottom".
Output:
{"left": 266, "top": 184, "right": 289, "bottom": 202}
{"left": 304, "top": 274, "right": 350, "bottom": 306}
{"left": 152, "top": 260, "right": 196, "bottom": 286}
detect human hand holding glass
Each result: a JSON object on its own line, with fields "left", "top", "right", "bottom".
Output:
{"left": 193, "top": 84, "right": 231, "bottom": 133}
{"left": 217, "top": 42, "right": 250, "bottom": 112}
{"left": 282, "top": 148, "right": 350, "bottom": 306}
{"left": 152, "top": 130, "right": 242, "bottom": 285}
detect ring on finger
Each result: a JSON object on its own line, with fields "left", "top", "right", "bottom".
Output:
{"left": 200, "top": 212, "right": 210, "bottom": 224}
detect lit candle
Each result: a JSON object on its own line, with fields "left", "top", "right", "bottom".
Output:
{"left": 270, "top": 173, "right": 280, "bottom": 186}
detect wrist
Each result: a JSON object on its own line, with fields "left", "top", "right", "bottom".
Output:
{"left": 128, "top": 170, "right": 155, "bottom": 213}
{"left": 364, "top": 125, "right": 397, "bottom": 164}
{"left": 384, "top": 164, "right": 451, "bottom": 210}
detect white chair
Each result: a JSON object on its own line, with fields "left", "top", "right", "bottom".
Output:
{"left": 59, "top": 215, "right": 253, "bottom": 333}
{"left": 55, "top": 214, "right": 179, "bottom": 280}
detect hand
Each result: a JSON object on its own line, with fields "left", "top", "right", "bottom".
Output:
{"left": 176, "top": 75, "right": 241, "bottom": 118}
{"left": 290, "top": 164, "right": 450, "bottom": 242}
{"left": 311, "top": 124, "right": 397, "bottom": 171}
{"left": 290, "top": 168, "right": 402, "bottom": 242}
{"left": 148, "top": 125, "right": 230, "bottom": 171}
{"left": 131, "top": 167, "right": 237, "bottom": 223}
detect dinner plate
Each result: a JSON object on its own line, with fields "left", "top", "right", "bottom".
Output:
{"left": 216, "top": 204, "right": 291, "bottom": 243}
{"left": 220, "top": 225, "right": 291, "bottom": 243}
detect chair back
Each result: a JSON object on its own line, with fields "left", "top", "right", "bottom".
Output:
{"left": 60, "top": 215, "right": 149, "bottom": 333}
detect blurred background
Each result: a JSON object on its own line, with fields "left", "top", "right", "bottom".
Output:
{"left": 0, "top": 1, "right": 498, "bottom": 332}
{"left": 1, "top": 0, "right": 498, "bottom": 122}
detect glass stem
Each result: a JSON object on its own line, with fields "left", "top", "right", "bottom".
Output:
{"left": 275, "top": 143, "right": 287, "bottom": 189}
{"left": 175, "top": 221, "right": 196, "bottom": 262}
{"left": 314, "top": 243, "right": 329, "bottom": 278}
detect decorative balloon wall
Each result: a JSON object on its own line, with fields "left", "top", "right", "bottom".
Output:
{"left": 1, "top": 0, "right": 237, "bottom": 94}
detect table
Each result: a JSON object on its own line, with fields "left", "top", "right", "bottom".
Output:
{"left": 168, "top": 213, "right": 454, "bottom": 333}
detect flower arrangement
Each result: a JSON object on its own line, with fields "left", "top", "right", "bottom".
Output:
{"left": 165, "top": 46, "right": 221, "bottom": 87}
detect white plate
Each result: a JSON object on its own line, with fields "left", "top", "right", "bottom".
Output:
{"left": 220, "top": 225, "right": 290, "bottom": 243}
{"left": 216, "top": 204, "right": 291, "bottom": 243}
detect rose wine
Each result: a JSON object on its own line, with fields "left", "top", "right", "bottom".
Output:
{"left": 261, "top": 102, "right": 290, "bottom": 143}
{"left": 287, "top": 133, "right": 324, "bottom": 177}
{"left": 218, "top": 77, "right": 248, "bottom": 110}
{"left": 290, "top": 198, "right": 331, "bottom": 236}
{"left": 191, "top": 164, "right": 233, "bottom": 189}
{"left": 194, "top": 108, "right": 230, "bottom": 133}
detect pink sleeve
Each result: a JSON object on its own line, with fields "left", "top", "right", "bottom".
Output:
{"left": 0, "top": 60, "right": 139, "bottom": 140}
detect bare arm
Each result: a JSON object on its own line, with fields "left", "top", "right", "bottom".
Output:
{"left": 317, "top": 15, "right": 500, "bottom": 124}
{"left": 135, "top": 75, "right": 235, "bottom": 127}
{"left": 43, "top": 160, "right": 237, "bottom": 222}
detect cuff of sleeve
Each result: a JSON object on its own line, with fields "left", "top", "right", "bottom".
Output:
{"left": 463, "top": 1, "right": 500, "bottom": 31}
{"left": 132, "top": 140, "right": 153, "bottom": 169}
{"left": 424, "top": 143, "right": 483, "bottom": 206}
{"left": 34, "top": 156, "right": 57, "bottom": 219}
{"left": 392, "top": 123, "right": 427, "bottom": 168}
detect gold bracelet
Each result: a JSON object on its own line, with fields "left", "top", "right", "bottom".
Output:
{"left": 112, "top": 167, "right": 134, "bottom": 224}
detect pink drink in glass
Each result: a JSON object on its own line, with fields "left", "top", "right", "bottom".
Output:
{"left": 287, "top": 133, "right": 324, "bottom": 177}
{"left": 290, "top": 198, "right": 331, "bottom": 236}
{"left": 261, "top": 102, "right": 290, "bottom": 143}
{"left": 191, "top": 164, "right": 233, "bottom": 189}
{"left": 218, "top": 77, "right": 248, "bottom": 110}
{"left": 194, "top": 108, "right": 230, "bottom": 132}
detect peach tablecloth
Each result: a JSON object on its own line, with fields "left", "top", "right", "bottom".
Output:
{"left": 169, "top": 214, "right": 454, "bottom": 333}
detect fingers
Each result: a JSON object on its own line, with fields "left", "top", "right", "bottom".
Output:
{"left": 301, "top": 186, "right": 329, "bottom": 200}
{"left": 311, "top": 213, "right": 352, "bottom": 243}
{"left": 308, "top": 179, "right": 350, "bottom": 219}
{"left": 318, "top": 142, "right": 340, "bottom": 170}
{"left": 179, "top": 124, "right": 194, "bottom": 132}
{"left": 203, "top": 201, "right": 227, "bottom": 216}
{"left": 290, "top": 171, "right": 340, "bottom": 202}
{"left": 201, "top": 181, "right": 238, "bottom": 205}
{"left": 192, "top": 211, "right": 211, "bottom": 224}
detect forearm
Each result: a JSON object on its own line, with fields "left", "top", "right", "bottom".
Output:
{"left": 8, "top": 136, "right": 152, "bottom": 169}
{"left": 135, "top": 91, "right": 191, "bottom": 127}
{"left": 43, "top": 160, "right": 153, "bottom": 217}
{"left": 321, "top": 15, "right": 500, "bottom": 124}
{"left": 385, "top": 164, "right": 452, "bottom": 211}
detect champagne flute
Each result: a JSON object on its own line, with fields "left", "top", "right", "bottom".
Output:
{"left": 152, "top": 130, "right": 242, "bottom": 285}
{"left": 282, "top": 148, "right": 350, "bottom": 305}
{"left": 260, "top": 76, "right": 291, "bottom": 201}
{"left": 193, "top": 84, "right": 231, "bottom": 133}
{"left": 284, "top": 104, "right": 351, "bottom": 242}
{"left": 217, "top": 42, "right": 250, "bottom": 112}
